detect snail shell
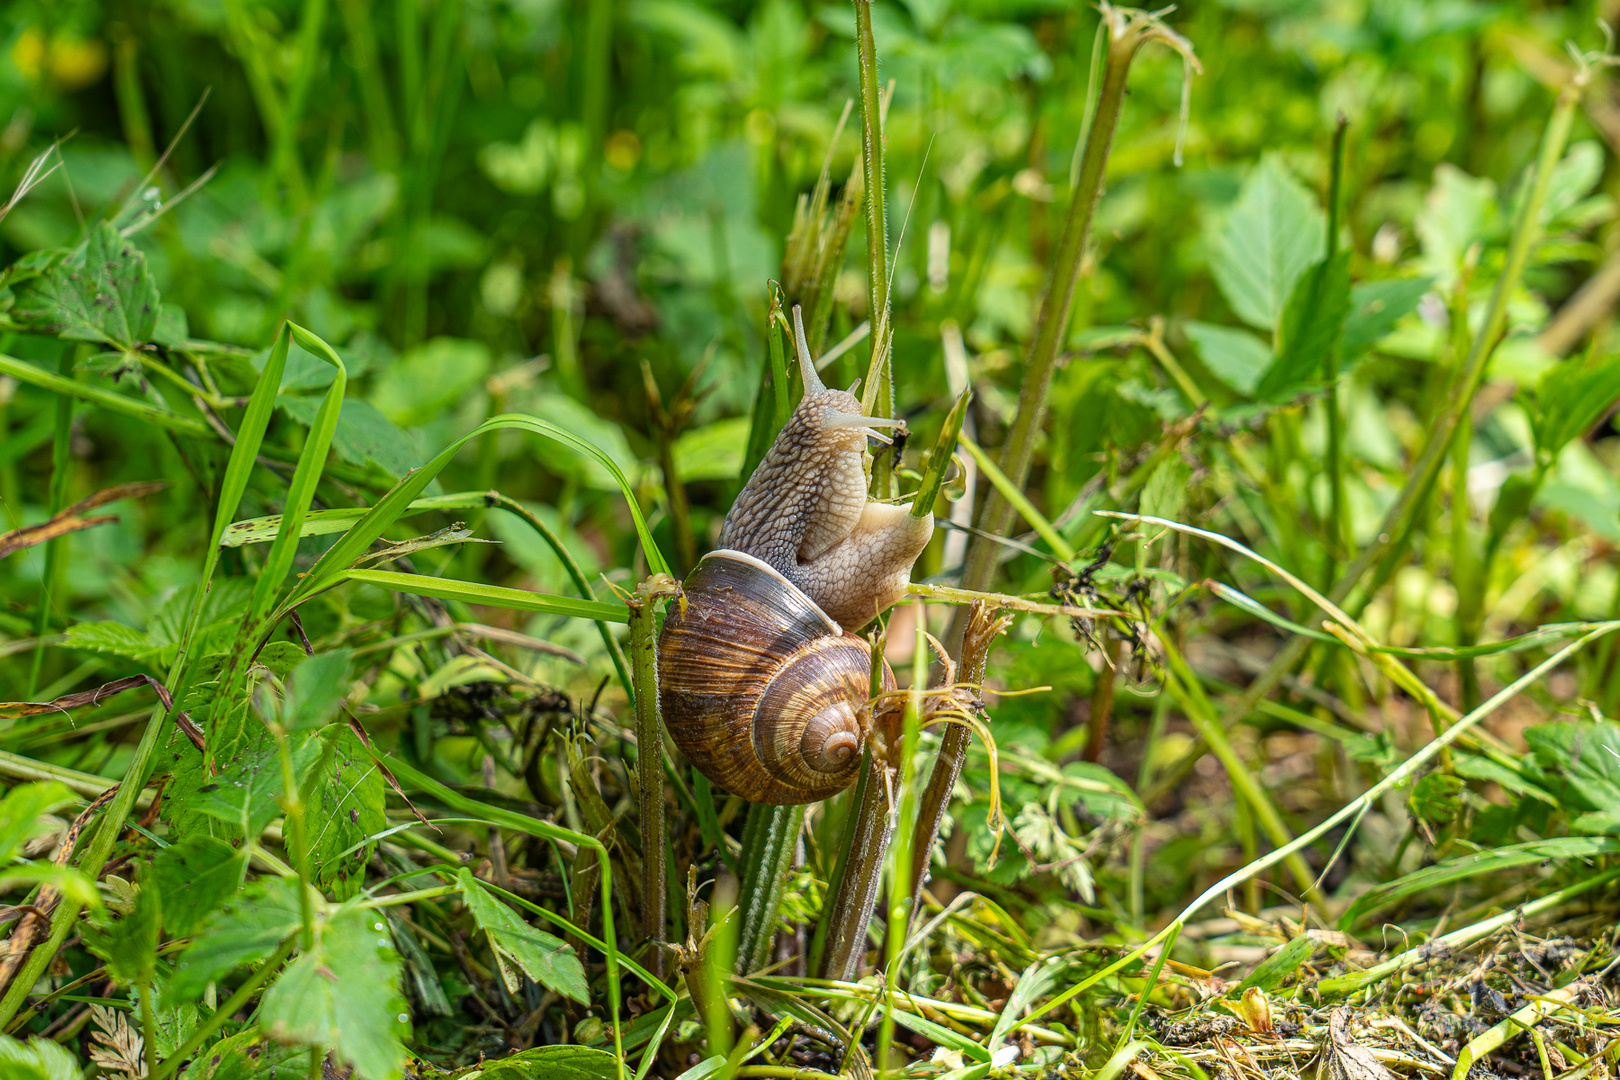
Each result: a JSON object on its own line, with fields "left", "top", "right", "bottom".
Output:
{"left": 659, "top": 549, "right": 895, "bottom": 805}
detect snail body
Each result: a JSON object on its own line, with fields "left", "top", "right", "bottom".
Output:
{"left": 657, "top": 306, "right": 929, "bottom": 804}
{"left": 659, "top": 550, "right": 895, "bottom": 805}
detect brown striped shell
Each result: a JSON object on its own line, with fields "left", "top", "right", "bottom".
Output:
{"left": 658, "top": 550, "right": 895, "bottom": 805}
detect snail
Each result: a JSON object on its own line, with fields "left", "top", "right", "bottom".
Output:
{"left": 658, "top": 308, "right": 935, "bottom": 804}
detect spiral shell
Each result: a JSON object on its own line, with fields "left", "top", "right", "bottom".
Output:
{"left": 658, "top": 550, "right": 894, "bottom": 805}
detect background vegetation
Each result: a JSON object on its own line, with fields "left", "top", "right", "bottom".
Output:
{"left": 0, "top": 0, "right": 1617, "bottom": 1077}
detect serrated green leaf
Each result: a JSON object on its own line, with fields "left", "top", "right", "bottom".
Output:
{"left": 83, "top": 876, "right": 161, "bottom": 986}
{"left": 62, "top": 620, "right": 159, "bottom": 661}
{"left": 304, "top": 726, "right": 386, "bottom": 895}
{"left": 0, "top": 1034, "right": 82, "bottom": 1080}
{"left": 170, "top": 878, "right": 302, "bottom": 1000}
{"left": 151, "top": 835, "right": 249, "bottom": 937}
{"left": 462, "top": 1045, "right": 621, "bottom": 1080}
{"left": 258, "top": 907, "right": 408, "bottom": 1080}
{"left": 178, "top": 1027, "right": 306, "bottom": 1080}
{"left": 1525, "top": 721, "right": 1620, "bottom": 816}
{"left": 15, "top": 223, "right": 161, "bottom": 349}
{"left": 459, "top": 868, "right": 589, "bottom": 1003}
{"left": 1207, "top": 155, "right": 1325, "bottom": 332}
{"left": 280, "top": 396, "right": 419, "bottom": 478}
{"left": 1531, "top": 353, "right": 1620, "bottom": 460}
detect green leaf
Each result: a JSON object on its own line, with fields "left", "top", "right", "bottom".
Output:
{"left": 1255, "top": 250, "right": 1351, "bottom": 402}
{"left": 0, "top": 782, "right": 79, "bottom": 864}
{"left": 83, "top": 876, "right": 161, "bottom": 986}
{"left": 0, "top": 1034, "right": 82, "bottom": 1080}
{"left": 1234, "top": 933, "right": 1315, "bottom": 993}
{"left": 1525, "top": 721, "right": 1620, "bottom": 816}
{"left": 1415, "top": 165, "right": 1500, "bottom": 287}
{"left": 280, "top": 397, "right": 419, "bottom": 479}
{"left": 62, "top": 620, "right": 159, "bottom": 661}
{"left": 304, "top": 726, "right": 386, "bottom": 895}
{"left": 371, "top": 336, "right": 491, "bottom": 427}
{"left": 1530, "top": 353, "right": 1620, "bottom": 461}
{"left": 153, "top": 303, "right": 189, "bottom": 348}
{"left": 458, "top": 868, "right": 590, "bottom": 1003}
{"left": 1408, "top": 772, "right": 1464, "bottom": 827}
{"left": 1183, "top": 321, "right": 1270, "bottom": 396}
{"left": 170, "top": 878, "right": 302, "bottom": 1000}
{"left": 1487, "top": 472, "right": 1539, "bottom": 542}
{"left": 151, "top": 836, "right": 249, "bottom": 937}
{"left": 178, "top": 1027, "right": 306, "bottom": 1080}
{"left": 15, "top": 223, "right": 161, "bottom": 349}
{"left": 1340, "top": 277, "right": 1431, "bottom": 359}
{"left": 460, "top": 1046, "right": 621, "bottom": 1080}
{"left": 1207, "top": 155, "right": 1325, "bottom": 332}
{"left": 258, "top": 907, "right": 408, "bottom": 1080}
{"left": 672, "top": 417, "right": 750, "bottom": 483}
{"left": 1339, "top": 836, "right": 1620, "bottom": 930}
{"left": 282, "top": 649, "right": 352, "bottom": 731}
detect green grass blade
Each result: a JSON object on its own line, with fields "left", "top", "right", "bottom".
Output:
{"left": 248, "top": 323, "right": 346, "bottom": 624}
{"left": 1338, "top": 836, "right": 1620, "bottom": 931}
{"left": 286, "top": 413, "right": 667, "bottom": 612}
{"left": 341, "top": 569, "right": 628, "bottom": 623}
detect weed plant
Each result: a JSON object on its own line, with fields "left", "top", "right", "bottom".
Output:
{"left": 0, "top": 2, "right": 1617, "bottom": 1079}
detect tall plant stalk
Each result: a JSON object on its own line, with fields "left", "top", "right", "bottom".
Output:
{"left": 946, "top": 6, "right": 1198, "bottom": 652}
{"left": 628, "top": 576, "right": 679, "bottom": 982}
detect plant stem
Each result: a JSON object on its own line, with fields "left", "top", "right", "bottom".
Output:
{"left": 812, "top": 752, "right": 895, "bottom": 981}
{"left": 852, "top": 0, "right": 894, "bottom": 498}
{"left": 948, "top": 7, "right": 1196, "bottom": 651}
{"left": 735, "top": 802, "right": 806, "bottom": 976}
{"left": 1323, "top": 115, "right": 1350, "bottom": 573}
{"left": 878, "top": 603, "right": 929, "bottom": 1079}
{"left": 627, "top": 576, "right": 679, "bottom": 981}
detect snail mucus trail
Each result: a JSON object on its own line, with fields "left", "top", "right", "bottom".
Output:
{"left": 658, "top": 308, "right": 935, "bottom": 806}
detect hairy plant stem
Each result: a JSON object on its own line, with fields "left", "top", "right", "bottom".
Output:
{"left": 877, "top": 604, "right": 929, "bottom": 1079}
{"left": 628, "top": 577, "right": 680, "bottom": 981}
{"left": 811, "top": 750, "right": 895, "bottom": 981}
{"left": 735, "top": 803, "right": 807, "bottom": 975}
{"left": 853, "top": 0, "right": 895, "bottom": 501}
{"left": 946, "top": 6, "right": 1196, "bottom": 654}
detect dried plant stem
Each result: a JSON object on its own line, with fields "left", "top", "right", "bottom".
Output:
{"left": 946, "top": 6, "right": 1197, "bottom": 652}
{"left": 628, "top": 577, "right": 679, "bottom": 981}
